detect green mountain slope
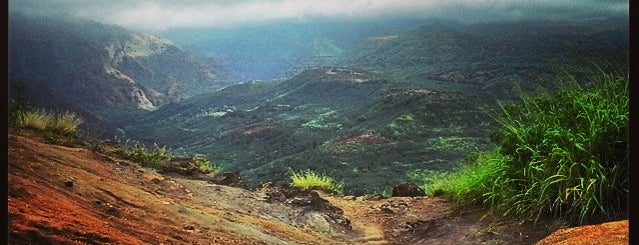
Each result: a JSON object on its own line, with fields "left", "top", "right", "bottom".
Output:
{"left": 349, "top": 19, "right": 628, "bottom": 98}
{"left": 118, "top": 18, "right": 627, "bottom": 195}
{"left": 120, "top": 67, "right": 498, "bottom": 194}
{"left": 8, "top": 13, "right": 236, "bottom": 136}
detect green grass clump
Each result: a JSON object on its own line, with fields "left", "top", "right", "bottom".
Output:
{"left": 290, "top": 169, "right": 344, "bottom": 194}
{"left": 15, "top": 109, "right": 50, "bottom": 130}
{"left": 115, "top": 142, "right": 170, "bottom": 169}
{"left": 9, "top": 107, "right": 83, "bottom": 146}
{"left": 193, "top": 154, "right": 220, "bottom": 174}
{"left": 50, "top": 111, "right": 84, "bottom": 136}
{"left": 11, "top": 108, "right": 83, "bottom": 138}
{"left": 426, "top": 72, "right": 628, "bottom": 224}
{"left": 424, "top": 150, "right": 511, "bottom": 206}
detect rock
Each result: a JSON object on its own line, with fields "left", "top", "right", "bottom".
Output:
{"left": 160, "top": 157, "right": 201, "bottom": 177}
{"left": 63, "top": 180, "right": 74, "bottom": 188}
{"left": 256, "top": 183, "right": 352, "bottom": 231}
{"left": 392, "top": 182, "right": 426, "bottom": 197}
{"left": 361, "top": 193, "right": 385, "bottom": 201}
{"left": 207, "top": 172, "right": 246, "bottom": 189}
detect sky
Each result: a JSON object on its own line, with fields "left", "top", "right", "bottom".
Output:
{"left": 9, "top": 0, "right": 628, "bottom": 31}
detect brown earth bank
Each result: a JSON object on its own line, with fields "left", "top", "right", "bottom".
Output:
{"left": 7, "top": 133, "right": 628, "bottom": 244}
{"left": 535, "top": 220, "right": 628, "bottom": 245}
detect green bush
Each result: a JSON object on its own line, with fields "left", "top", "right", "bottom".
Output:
{"left": 290, "top": 169, "right": 344, "bottom": 194}
{"left": 427, "top": 73, "right": 628, "bottom": 224}
{"left": 115, "top": 142, "right": 170, "bottom": 169}
{"left": 193, "top": 154, "right": 220, "bottom": 174}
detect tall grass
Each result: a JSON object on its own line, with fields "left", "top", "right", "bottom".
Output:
{"left": 12, "top": 108, "right": 83, "bottom": 137}
{"left": 50, "top": 112, "right": 84, "bottom": 136}
{"left": 424, "top": 150, "right": 512, "bottom": 206}
{"left": 15, "top": 109, "right": 50, "bottom": 130}
{"left": 290, "top": 169, "right": 344, "bottom": 194}
{"left": 426, "top": 73, "right": 628, "bottom": 224}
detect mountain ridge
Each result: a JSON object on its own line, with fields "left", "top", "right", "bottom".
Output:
{"left": 8, "top": 13, "right": 237, "bottom": 137}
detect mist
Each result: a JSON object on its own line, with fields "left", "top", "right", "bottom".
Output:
{"left": 9, "top": 0, "right": 628, "bottom": 31}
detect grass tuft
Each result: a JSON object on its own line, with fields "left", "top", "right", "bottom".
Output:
{"left": 193, "top": 154, "right": 220, "bottom": 174}
{"left": 114, "top": 142, "right": 170, "bottom": 169}
{"left": 11, "top": 107, "right": 84, "bottom": 141}
{"left": 50, "top": 111, "right": 84, "bottom": 136}
{"left": 290, "top": 169, "right": 344, "bottom": 194}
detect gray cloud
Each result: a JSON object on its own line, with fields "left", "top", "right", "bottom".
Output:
{"left": 9, "top": 0, "right": 628, "bottom": 30}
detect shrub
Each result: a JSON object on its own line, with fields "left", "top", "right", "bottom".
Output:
{"left": 114, "top": 142, "right": 170, "bottom": 169}
{"left": 427, "top": 72, "right": 628, "bottom": 224}
{"left": 193, "top": 154, "right": 220, "bottom": 174}
{"left": 290, "top": 169, "right": 344, "bottom": 194}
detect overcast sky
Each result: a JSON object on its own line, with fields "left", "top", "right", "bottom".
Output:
{"left": 9, "top": 0, "right": 628, "bottom": 31}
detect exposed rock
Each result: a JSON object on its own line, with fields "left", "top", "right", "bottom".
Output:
{"left": 159, "top": 157, "right": 207, "bottom": 179}
{"left": 361, "top": 193, "right": 385, "bottom": 201}
{"left": 257, "top": 183, "right": 352, "bottom": 230}
{"left": 377, "top": 200, "right": 410, "bottom": 213}
{"left": 392, "top": 182, "right": 426, "bottom": 197}
{"left": 208, "top": 172, "right": 246, "bottom": 189}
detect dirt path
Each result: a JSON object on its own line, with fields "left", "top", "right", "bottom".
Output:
{"left": 8, "top": 133, "right": 625, "bottom": 244}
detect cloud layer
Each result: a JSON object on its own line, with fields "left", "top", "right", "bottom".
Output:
{"left": 10, "top": 0, "right": 628, "bottom": 30}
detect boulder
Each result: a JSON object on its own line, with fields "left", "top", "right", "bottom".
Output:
{"left": 392, "top": 182, "right": 425, "bottom": 197}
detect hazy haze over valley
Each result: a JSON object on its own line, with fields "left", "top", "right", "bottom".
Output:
{"left": 11, "top": 0, "right": 628, "bottom": 80}
{"left": 11, "top": 0, "right": 628, "bottom": 30}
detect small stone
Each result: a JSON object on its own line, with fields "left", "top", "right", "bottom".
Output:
{"left": 63, "top": 180, "right": 74, "bottom": 188}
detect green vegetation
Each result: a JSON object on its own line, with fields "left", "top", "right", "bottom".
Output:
{"left": 193, "top": 154, "right": 220, "bottom": 174}
{"left": 290, "top": 169, "right": 344, "bottom": 194}
{"left": 423, "top": 150, "right": 509, "bottom": 204}
{"left": 302, "top": 110, "right": 343, "bottom": 130}
{"left": 388, "top": 114, "right": 421, "bottom": 136}
{"left": 11, "top": 108, "right": 84, "bottom": 137}
{"left": 9, "top": 106, "right": 84, "bottom": 146}
{"left": 425, "top": 73, "right": 628, "bottom": 225}
{"left": 114, "top": 142, "right": 170, "bottom": 169}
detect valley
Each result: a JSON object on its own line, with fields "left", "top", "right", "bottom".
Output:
{"left": 7, "top": 5, "right": 629, "bottom": 243}
{"left": 110, "top": 18, "right": 628, "bottom": 195}
{"left": 9, "top": 14, "right": 629, "bottom": 194}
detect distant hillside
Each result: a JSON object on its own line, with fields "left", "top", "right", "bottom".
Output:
{"left": 8, "top": 13, "right": 237, "bottom": 136}
{"left": 117, "top": 18, "right": 628, "bottom": 194}
{"left": 349, "top": 19, "right": 628, "bottom": 98}
{"left": 160, "top": 18, "right": 431, "bottom": 80}
{"left": 119, "top": 67, "right": 498, "bottom": 194}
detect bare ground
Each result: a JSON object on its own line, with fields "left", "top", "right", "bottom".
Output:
{"left": 7, "top": 134, "right": 627, "bottom": 244}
